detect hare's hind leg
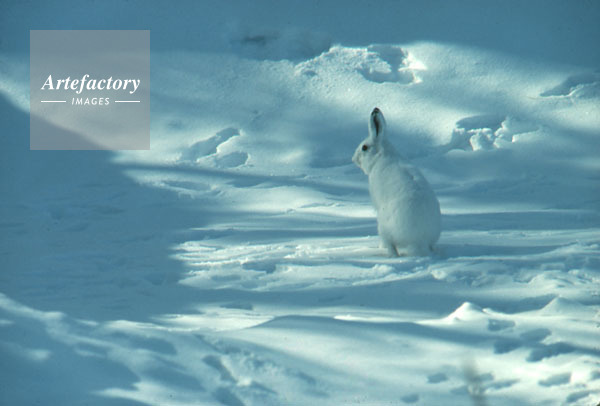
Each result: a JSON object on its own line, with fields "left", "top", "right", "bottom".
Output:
{"left": 377, "top": 222, "right": 400, "bottom": 257}
{"left": 380, "top": 238, "right": 399, "bottom": 257}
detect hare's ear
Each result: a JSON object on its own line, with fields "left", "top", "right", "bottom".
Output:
{"left": 369, "top": 107, "right": 386, "bottom": 141}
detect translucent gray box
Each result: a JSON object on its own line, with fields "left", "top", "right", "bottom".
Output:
{"left": 30, "top": 30, "right": 150, "bottom": 150}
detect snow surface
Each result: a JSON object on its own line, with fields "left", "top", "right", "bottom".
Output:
{"left": 1, "top": 1, "right": 600, "bottom": 405}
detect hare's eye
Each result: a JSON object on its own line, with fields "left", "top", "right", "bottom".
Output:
{"left": 362, "top": 144, "right": 369, "bottom": 151}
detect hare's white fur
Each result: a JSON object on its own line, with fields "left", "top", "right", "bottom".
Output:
{"left": 353, "top": 108, "right": 441, "bottom": 256}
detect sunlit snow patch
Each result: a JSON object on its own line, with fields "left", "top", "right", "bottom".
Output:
{"left": 296, "top": 44, "right": 426, "bottom": 85}
{"left": 448, "top": 115, "right": 539, "bottom": 151}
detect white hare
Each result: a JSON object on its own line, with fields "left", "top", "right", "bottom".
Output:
{"left": 353, "top": 108, "right": 441, "bottom": 256}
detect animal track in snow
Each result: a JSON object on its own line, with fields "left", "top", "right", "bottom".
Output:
{"left": 212, "top": 386, "right": 245, "bottom": 406}
{"left": 493, "top": 338, "right": 521, "bottom": 354}
{"left": 447, "top": 115, "right": 538, "bottom": 151}
{"left": 358, "top": 45, "right": 424, "bottom": 84}
{"left": 228, "top": 26, "right": 331, "bottom": 61}
{"left": 427, "top": 372, "right": 448, "bottom": 384}
{"left": 540, "top": 71, "right": 600, "bottom": 99}
{"left": 526, "top": 341, "right": 574, "bottom": 362}
{"left": 401, "top": 393, "right": 419, "bottom": 403}
{"left": 493, "top": 328, "right": 575, "bottom": 362}
{"left": 519, "top": 328, "right": 551, "bottom": 342}
{"left": 179, "top": 127, "right": 249, "bottom": 168}
{"left": 296, "top": 44, "right": 425, "bottom": 85}
{"left": 487, "top": 319, "right": 515, "bottom": 332}
{"left": 203, "top": 355, "right": 236, "bottom": 383}
{"left": 565, "top": 390, "right": 594, "bottom": 404}
{"left": 538, "top": 372, "right": 571, "bottom": 387}
{"left": 181, "top": 127, "right": 239, "bottom": 158}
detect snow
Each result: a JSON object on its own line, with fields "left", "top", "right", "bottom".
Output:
{"left": 1, "top": 0, "right": 600, "bottom": 405}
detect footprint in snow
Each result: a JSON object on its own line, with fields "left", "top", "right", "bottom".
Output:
{"left": 540, "top": 71, "right": 600, "bottom": 99}
{"left": 487, "top": 319, "right": 515, "bottom": 332}
{"left": 212, "top": 386, "right": 245, "bottom": 406}
{"left": 527, "top": 341, "right": 575, "bottom": 362}
{"left": 565, "top": 390, "right": 594, "bottom": 404}
{"left": 493, "top": 326, "right": 575, "bottom": 362}
{"left": 401, "top": 393, "right": 419, "bottom": 403}
{"left": 296, "top": 44, "right": 425, "bottom": 85}
{"left": 446, "top": 115, "right": 538, "bottom": 151}
{"left": 538, "top": 372, "right": 571, "bottom": 387}
{"left": 358, "top": 44, "right": 422, "bottom": 84}
{"left": 199, "top": 336, "right": 323, "bottom": 400}
{"left": 203, "top": 355, "right": 236, "bottom": 383}
{"left": 519, "top": 328, "right": 551, "bottom": 342}
{"left": 179, "top": 127, "right": 249, "bottom": 168}
{"left": 220, "top": 302, "right": 254, "bottom": 311}
{"left": 229, "top": 26, "right": 331, "bottom": 61}
{"left": 493, "top": 338, "right": 521, "bottom": 354}
{"left": 427, "top": 372, "right": 448, "bottom": 384}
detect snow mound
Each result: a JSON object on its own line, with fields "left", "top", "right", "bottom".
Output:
{"left": 539, "top": 297, "right": 596, "bottom": 317}
{"left": 446, "top": 302, "right": 485, "bottom": 321}
{"left": 296, "top": 44, "right": 425, "bottom": 85}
